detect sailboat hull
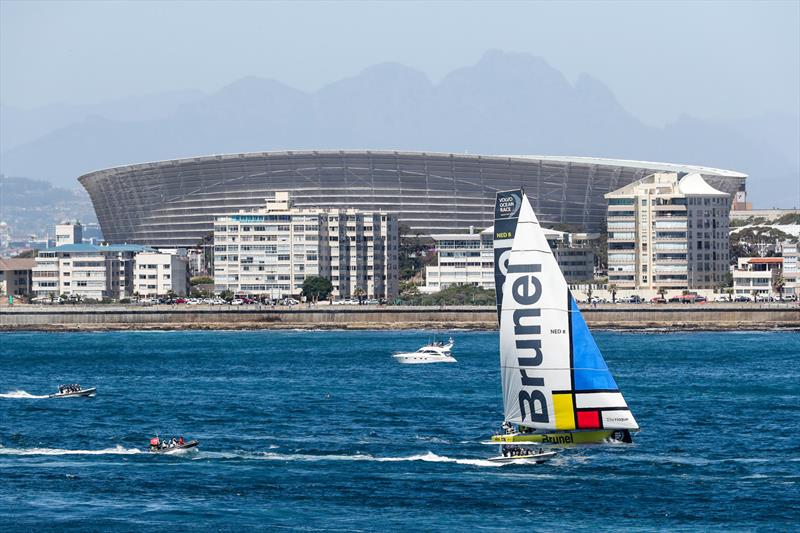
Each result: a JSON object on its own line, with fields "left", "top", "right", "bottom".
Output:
{"left": 491, "top": 430, "right": 629, "bottom": 445}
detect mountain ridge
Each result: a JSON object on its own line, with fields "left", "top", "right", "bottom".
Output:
{"left": 1, "top": 51, "right": 797, "bottom": 207}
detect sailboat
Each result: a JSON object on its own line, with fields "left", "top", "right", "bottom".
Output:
{"left": 489, "top": 189, "right": 639, "bottom": 447}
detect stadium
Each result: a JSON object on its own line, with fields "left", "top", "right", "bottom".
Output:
{"left": 78, "top": 150, "right": 748, "bottom": 248}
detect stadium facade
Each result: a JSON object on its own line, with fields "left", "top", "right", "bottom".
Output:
{"left": 78, "top": 151, "right": 748, "bottom": 248}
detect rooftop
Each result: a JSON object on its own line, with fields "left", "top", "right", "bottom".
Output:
{"left": 0, "top": 257, "right": 36, "bottom": 271}
{"left": 42, "top": 244, "right": 156, "bottom": 253}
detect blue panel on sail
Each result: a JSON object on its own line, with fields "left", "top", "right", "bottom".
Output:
{"left": 570, "top": 296, "right": 618, "bottom": 391}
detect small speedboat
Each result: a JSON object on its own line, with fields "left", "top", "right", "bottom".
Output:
{"left": 48, "top": 386, "right": 96, "bottom": 398}
{"left": 487, "top": 447, "right": 557, "bottom": 464}
{"left": 392, "top": 337, "right": 456, "bottom": 364}
{"left": 149, "top": 438, "right": 199, "bottom": 454}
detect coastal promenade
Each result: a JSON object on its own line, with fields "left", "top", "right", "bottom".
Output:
{"left": 1, "top": 303, "right": 798, "bottom": 331}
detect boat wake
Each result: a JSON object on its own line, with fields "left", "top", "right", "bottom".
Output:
{"left": 0, "top": 390, "right": 48, "bottom": 399}
{"left": 249, "top": 450, "right": 502, "bottom": 467}
{"left": 0, "top": 445, "right": 141, "bottom": 456}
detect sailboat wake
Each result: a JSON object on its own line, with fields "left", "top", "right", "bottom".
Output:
{"left": 200, "top": 450, "right": 505, "bottom": 467}
{"left": 0, "top": 390, "right": 48, "bottom": 399}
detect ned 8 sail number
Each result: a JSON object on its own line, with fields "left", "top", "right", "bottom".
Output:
{"left": 551, "top": 328, "right": 565, "bottom": 334}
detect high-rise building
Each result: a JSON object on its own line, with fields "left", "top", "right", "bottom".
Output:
{"left": 213, "top": 192, "right": 398, "bottom": 300}
{"left": 604, "top": 172, "right": 730, "bottom": 291}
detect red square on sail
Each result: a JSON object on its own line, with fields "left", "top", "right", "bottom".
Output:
{"left": 577, "top": 410, "right": 601, "bottom": 429}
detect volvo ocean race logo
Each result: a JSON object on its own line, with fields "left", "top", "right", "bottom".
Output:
{"left": 497, "top": 192, "right": 521, "bottom": 219}
{"left": 509, "top": 262, "right": 549, "bottom": 423}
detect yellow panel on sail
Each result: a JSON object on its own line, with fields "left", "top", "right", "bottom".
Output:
{"left": 553, "top": 393, "right": 576, "bottom": 430}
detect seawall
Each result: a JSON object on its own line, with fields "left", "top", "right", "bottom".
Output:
{"left": 1, "top": 303, "right": 798, "bottom": 331}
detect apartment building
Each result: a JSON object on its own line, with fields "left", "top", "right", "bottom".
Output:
{"left": 133, "top": 251, "right": 189, "bottom": 297}
{"left": 32, "top": 243, "right": 153, "bottom": 301}
{"left": 733, "top": 257, "right": 783, "bottom": 299}
{"left": 779, "top": 241, "right": 798, "bottom": 297}
{"left": 422, "top": 226, "right": 595, "bottom": 293}
{"left": 213, "top": 192, "right": 398, "bottom": 299}
{"left": 604, "top": 172, "right": 730, "bottom": 291}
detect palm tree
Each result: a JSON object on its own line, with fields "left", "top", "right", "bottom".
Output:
{"left": 353, "top": 287, "right": 366, "bottom": 304}
{"left": 724, "top": 287, "right": 734, "bottom": 302}
{"left": 586, "top": 284, "right": 594, "bottom": 303}
{"left": 608, "top": 283, "right": 618, "bottom": 304}
{"left": 657, "top": 287, "right": 667, "bottom": 302}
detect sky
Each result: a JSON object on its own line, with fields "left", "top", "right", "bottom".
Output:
{"left": 1, "top": 0, "right": 799, "bottom": 127}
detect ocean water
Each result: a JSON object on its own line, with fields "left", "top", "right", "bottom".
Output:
{"left": 0, "top": 330, "right": 798, "bottom": 531}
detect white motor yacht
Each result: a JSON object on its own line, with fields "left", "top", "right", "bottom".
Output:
{"left": 392, "top": 338, "right": 456, "bottom": 364}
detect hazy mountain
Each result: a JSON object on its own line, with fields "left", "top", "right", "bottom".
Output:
{"left": 0, "top": 90, "right": 205, "bottom": 152}
{"left": 0, "top": 175, "right": 97, "bottom": 238}
{"left": 0, "top": 50, "right": 797, "bottom": 207}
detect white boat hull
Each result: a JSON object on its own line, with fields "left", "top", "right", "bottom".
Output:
{"left": 150, "top": 440, "right": 199, "bottom": 454}
{"left": 392, "top": 353, "right": 457, "bottom": 364}
{"left": 487, "top": 451, "right": 557, "bottom": 464}
{"left": 48, "top": 387, "right": 96, "bottom": 398}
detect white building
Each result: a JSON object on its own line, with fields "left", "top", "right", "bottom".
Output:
{"left": 733, "top": 257, "right": 783, "bottom": 299}
{"left": 133, "top": 251, "right": 189, "bottom": 297}
{"left": 55, "top": 222, "right": 83, "bottom": 246}
{"left": 32, "top": 243, "right": 152, "bottom": 301}
{"left": 422, "top": 226, "right": 595, "bottom": 293}
{"left": 604, "top": 172, "right": 730, "bottom": 291}
{"left": 779, "top": 241, "right": 798, "bottom": 297}
{"left": 213, "top": 192, "right": 398, "bottom": 300}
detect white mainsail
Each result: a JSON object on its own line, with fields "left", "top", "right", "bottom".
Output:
{"left": 497, "top": 193, "right": 638, "bottom": 433}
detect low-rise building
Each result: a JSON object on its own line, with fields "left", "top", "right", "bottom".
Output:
{"left": 133, "top": 251, "right": 189, "bottom": 297}
{"left": 733, "top": 257, "right": 783, "bottom": 299}
{"left": 214, "top": 192, "right": 398, "bottom": 299}
{"left": 422, "top": 226, "right": 595, "bottom": 293}
{"left": 0, "top": 257, "right": 36, "bottom": 299}
{"left": 604, "top": 172, "right": 730, "bottom": 292}
{"left": 32, "top": 243, "right": 154, "bottom": 301}
{"left": 55, "top": 222, "right": 83, "bottom": 246}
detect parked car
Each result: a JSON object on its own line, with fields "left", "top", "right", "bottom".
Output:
{"left": 650, "top": 296, "right": 667, "bottom": 304}
{"left": 734, "top": 295, "right": 752, "bottom": 302}
{"left": 230, "top": 298, "right": 244, "bottom": 305}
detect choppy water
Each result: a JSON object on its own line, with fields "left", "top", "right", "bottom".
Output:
{"left": 1, "top": 330, "right": 798, "bottom": 530}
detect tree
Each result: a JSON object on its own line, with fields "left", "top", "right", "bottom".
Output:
{"left": 196, "top": 232, "right": 214, "bottom": 275}
{"left": 398, "top": 224, "right": 434, "bottom": 281}
{"left": 301, "top": 276, "right": 333, "bottom": 301}
{"left": 219, "top": 289, "right": 234, "bottom": 302}
{"left": 190, "top": 276, "right": 213, "bottom": 286}
{"left": 353, "top": 287, "right": 366, "bottom": 304}
{"left": 586, "top": 284, "right": 594, "bottom": 302}
{"left": 608, "top": 283, "right": 618, "bottom": 304}
{"left": 399, "top": 281, "right": 420, "bottom": 300}
{"left": 657, "top": 287, "right": 667, "bottom": 300}
{"left": 774, "top": 275, "right": 785, "bottom": 300}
